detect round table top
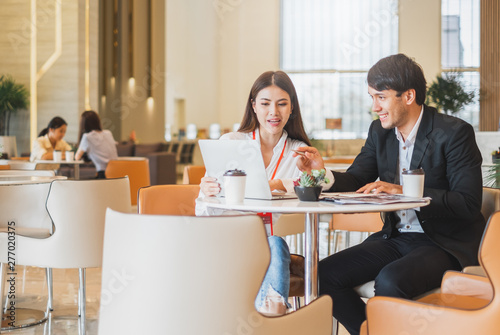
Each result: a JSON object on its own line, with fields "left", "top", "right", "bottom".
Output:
{"left": 34, "top": 159, "right": 85, "bottom": 164}
{"left": 0, "top": 175, "right": 67, "bottom": 185}
{"left": 197, "top": 195, "right": 430, "bottom": 214}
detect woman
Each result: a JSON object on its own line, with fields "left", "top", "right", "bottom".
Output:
{"left": 30, "top": 116, "right": 72, "bottom": 161}
{"left": 196, "top": 71, "right": 312, "bottom": 315}
{"left": 75, "top": 110, "right": 118, "bottom": 179}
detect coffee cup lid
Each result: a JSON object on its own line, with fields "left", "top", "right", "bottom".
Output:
{"left": 224, "top": 169, "right": 246, "bottom": 176}
{"left": 402, "top": 168, "right": 424, "bottom": 175}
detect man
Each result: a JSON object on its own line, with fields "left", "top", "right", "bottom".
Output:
{"left": 295, "top": 54, "right": 485, "bottom": 335}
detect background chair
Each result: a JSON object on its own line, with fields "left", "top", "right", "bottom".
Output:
{"left": 105, "top": 157, "right": 150, "bottom": 208}
{"left": 328, "top": 212, "right": 383, "bottom": 255}
{"left": 0, "top": 177, "right": 131, "bottom": 335}
{"left": 182, "top": 165, "right": 206, "bottom": 184}
{"left": 360, "top": 210, "right": 500, "bottom": 335}
{"left": 454, "top": 187, "right": 500, "bottom": 277}
{"left": 0, "top": 182, "right": 53, "bottom": 237}
{"left": 99, "top": 209, "right": 333, "bottom": 335}
{"left": 138, "top": 184, "right": 200, "bottom": 216}
{"left": 0, "top": 164, "right": 10, "bottom": 170}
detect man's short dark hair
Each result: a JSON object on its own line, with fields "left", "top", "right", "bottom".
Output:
{"left": 367, "top": 53, "right": 427, "bottom": 105}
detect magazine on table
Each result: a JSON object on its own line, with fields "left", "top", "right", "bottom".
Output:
{"left": 320, "top": 192, "right": 431, "bottom": 205}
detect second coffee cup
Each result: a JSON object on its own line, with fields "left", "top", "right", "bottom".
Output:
{"left": 402, "top": 168, "right": 425, "bottom": 198}
{"left": 224, "top": 169, "right": 246, "bottom": 204}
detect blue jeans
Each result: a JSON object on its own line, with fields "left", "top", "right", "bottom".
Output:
{"left": 255, "top": 236, "right": 291, "bottom": 309}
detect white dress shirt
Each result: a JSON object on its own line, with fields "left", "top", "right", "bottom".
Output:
{"left": 395, "top": 106, "right": 425, "bottom": 233}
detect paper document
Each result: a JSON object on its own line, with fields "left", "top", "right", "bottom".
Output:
{"left": 321, "top": 192, "right": 431, "bottom": 205}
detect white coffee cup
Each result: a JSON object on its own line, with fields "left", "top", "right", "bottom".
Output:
{"left": 53, "top": 151, "right": 62, "bottom": 162}
{"left": 65, "top": 151, "right": 75, "bottom": 162}
{"left": 402, "top": 168, "right": 425, "bottom": 198}
{"left": 223, "top": 169, "right": 246, "bottom": 204}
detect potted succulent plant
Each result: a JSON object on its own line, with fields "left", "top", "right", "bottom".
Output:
{"left": 0, "top": 75, "right": 29, "bottom": 158}
{"left": 294, "top": 169, "right": 329, "bottom": 201}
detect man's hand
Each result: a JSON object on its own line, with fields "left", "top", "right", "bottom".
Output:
{"left": 200, "top": 176, "right": 221, "bottom": 196}
{"left": 357, "top": 181, "right": 402, "bottom": 194}
{"left": 294, "top": 146, "right": 325, "bottom": 173}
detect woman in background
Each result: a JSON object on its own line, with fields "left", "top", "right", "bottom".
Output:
{"left": 30, "top": 116, "right": 72, "bottom": 161}
{"left": 75, "top": 110, "right": 118, "bottom": 179}
{"left": 196, "top": 71, "right": 315, "bottom": 315}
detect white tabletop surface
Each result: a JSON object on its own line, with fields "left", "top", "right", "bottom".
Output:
{"left": 198, "top": 195, "right": 430, "bottom": 214}
{"left": 0, "top": 175, "right": 67, "bottom": 184}
{"left": 34, "top": 159, "right": 85, "bottom": 164}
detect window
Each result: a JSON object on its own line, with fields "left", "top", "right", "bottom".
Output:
{"left": 441, "top": 0, "right": 480, "bottom": 128}
{"left": 280, "top": 0, "right": 399, "bottom": 139}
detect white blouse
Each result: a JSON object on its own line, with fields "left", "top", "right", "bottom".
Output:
{"left": 30, "top": 135, "right": 72, "bottom": 161}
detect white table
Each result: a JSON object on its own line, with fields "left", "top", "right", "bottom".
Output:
{"left": 198, "top": 196, "right": 430, "bottom": 304}
{"left": 34, "top": 160, "right": 85, "bottom": 179}
{"left": 0, "top": 175, "right": 66, "bottom": 185}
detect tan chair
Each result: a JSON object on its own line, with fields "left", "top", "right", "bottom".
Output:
{"left": 328, "top": 212, "right": 383, "bottom": 255}
{"left": 0, "top": 178, "right": 131, "bottom": 334}
{"left": 105, "top": 157, "right": 150, "bottom": 207}
{"left": 459, "top": 187, "right": 500, "bottom": 277}
{"left": 138, "top": 184, "right": 200, "bottom": 216}
{"left": 98, "top": 209, "right": 333, "bottom": 335}
{"left": 182, "top": 165, "right": 206, "bottom": 184}
{"left": 360, "top": 211, "right": 500, "bottom": 335}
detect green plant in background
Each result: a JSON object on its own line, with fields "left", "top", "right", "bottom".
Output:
{"left": 294, "top": 169, "right": 329, "bottom": 187}
{"left": 426, "top": 73, "right": 475, "bottom": 115}
{"left": 0, "top": 75, "right": 30, "bottom": 136}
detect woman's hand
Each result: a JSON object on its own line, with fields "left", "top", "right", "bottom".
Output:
{"left": 269, "top": 179, "right": 286, "bottom": 192}
{"left": 357, "top": 181, "right": 402, "bottom": 194}
{"left": 294, "top": 146, "right": 325, "bottom": 173}
{"left": 200, "top": 176, "right": 221, "bottom": 197}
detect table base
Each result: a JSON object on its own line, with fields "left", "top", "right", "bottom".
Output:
{"left": 1, "top": 308, "right": 48, "bottom": 330}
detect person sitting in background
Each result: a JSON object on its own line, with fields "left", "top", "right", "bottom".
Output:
{"left": 30, "top": 116, "right": 72, "bottom": 161}
{"left": 75, "top": 110, "right": 118, "bottom": 179}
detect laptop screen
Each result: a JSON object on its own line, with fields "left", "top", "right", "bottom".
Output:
{"left": 199, "top": 140, "right": 275, "bottom": 200}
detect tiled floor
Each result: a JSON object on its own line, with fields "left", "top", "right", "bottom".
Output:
{"left": 1, "top": 267, "right": 101, "bottom": 335}
{"left": 2, "top": 222, "right": 359, "bottom": 335}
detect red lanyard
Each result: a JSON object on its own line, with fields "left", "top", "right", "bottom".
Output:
{"left": 253, "top": 131, "right": 287, "bottom": 180}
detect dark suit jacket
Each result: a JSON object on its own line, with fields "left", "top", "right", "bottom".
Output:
{"left": 328, "top": 105, "right": 485, "bottom": 267}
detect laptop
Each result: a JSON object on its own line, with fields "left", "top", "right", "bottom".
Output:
{"left": 198, "top": 139, "right": 297, "bottom": 200}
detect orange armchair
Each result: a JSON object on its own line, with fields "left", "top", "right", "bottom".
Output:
{"left": 360, "top": 211, "right": 500, "bottom": 335}
{"left": 105, "top": 158, "right": 150, "bottom": 207}
{"left": 137, "top": 184, "right": 200, "bottom": 216}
